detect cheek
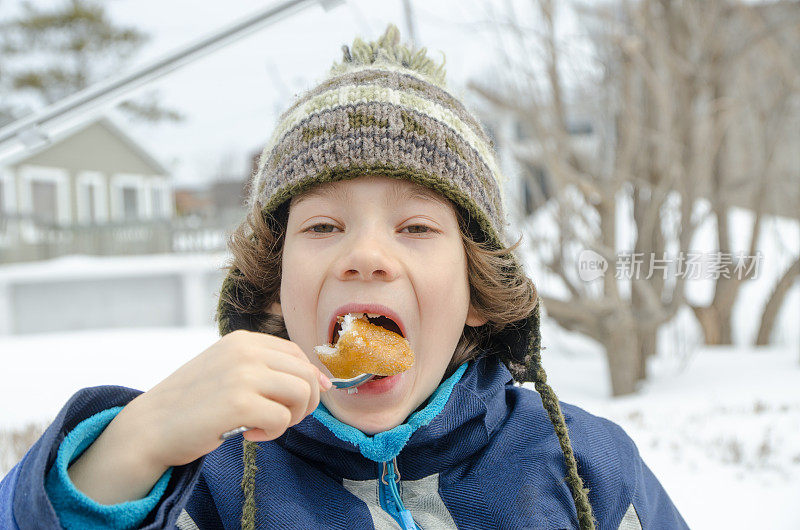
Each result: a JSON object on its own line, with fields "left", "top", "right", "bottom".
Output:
{"left": 439, "top": 244, "right": 470, "bottom": 301}
{"left": 416, "top": 246, "right": 471, "bottom": 332}
{"left": 279, "top": 250, "right": 317, "bottom": 330}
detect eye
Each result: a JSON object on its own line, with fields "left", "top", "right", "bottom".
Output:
{"left": 401, "top": 224, "right": 438, "bottom": 234}
{"left": 304, "top": 223, "right": 338, "bottom": 234}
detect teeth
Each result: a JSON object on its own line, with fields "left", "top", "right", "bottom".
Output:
{"left": 339, "top": 312, "right": 385, "bottom": 319}
{"left": 333, "top": 311, "right": 399, "bottom": 343}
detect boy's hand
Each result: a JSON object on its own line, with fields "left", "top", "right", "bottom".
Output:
{"left": 125, "top": 329, "right": 332, "bottom": 467}
{"left": 67, "top": 330, "right": 331, "bottom": 504}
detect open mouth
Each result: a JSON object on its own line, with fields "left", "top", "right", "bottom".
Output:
{"left": 331, "top": 313, "right": 404, "bottom": 346}
{"left": 316, "top": 307, "right": 414, "bottom": 382}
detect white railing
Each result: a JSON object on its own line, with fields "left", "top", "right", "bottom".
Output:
{"left": 0, "top": 212, "right": 242, "bottom": 263}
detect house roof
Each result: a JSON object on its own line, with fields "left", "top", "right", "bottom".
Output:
{"left": 0, "top": 115, "right": 170, "bottom": 176}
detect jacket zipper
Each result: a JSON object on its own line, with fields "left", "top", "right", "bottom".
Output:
{"left": 378, "top": 457, "right": 418, "bottom": 529}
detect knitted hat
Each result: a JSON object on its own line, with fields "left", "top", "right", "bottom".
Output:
{"left": 214, "top": 25, "right": 595, "bottom": 530}
{"left": 217, "top": 24, "right": 530, "bottom": 374}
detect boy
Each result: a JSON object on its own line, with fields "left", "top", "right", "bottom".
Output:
{"left": 0, "top": 26, "right": 687, "bottom": 529}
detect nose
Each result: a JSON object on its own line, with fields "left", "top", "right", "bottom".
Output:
{"left": 335, "top": 228, "right": 400, "bottom": 282}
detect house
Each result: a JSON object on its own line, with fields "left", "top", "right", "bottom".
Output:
{"left": 174, "top": 186, "right": 214, "bottom": 218}
{"left": 174, "top": 150, "right": 255, "bottom": 221}
{"left": 0, "top": 116, "right": 175, "bottom": 260}
{"left": 0, "top": 116, "right": 173, "bottom": 228}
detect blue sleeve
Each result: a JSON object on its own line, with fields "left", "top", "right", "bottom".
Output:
{"left": 44, "top": 406, "right": 172, "bottom": 529}
{"left": 0, "top": 460, "right": 24, "bottom": 529}
{"left": 629, "top": 455, "right": 687, "bottom": 529}
{"left": 0, "top": 386, "right": 206, "bottom": 529}
{"left": 589, "top": 421, "right": 688, "bottom": 529}
{"left": 560, "top": 403, "right": 688, "bottom": 529}
{"left": 602, "top": 420, "right": 687, "bottom": 529}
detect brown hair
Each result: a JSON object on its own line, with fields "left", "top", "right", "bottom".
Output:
{"left": 218, "top": 198, "right": 538, "bottom": 378}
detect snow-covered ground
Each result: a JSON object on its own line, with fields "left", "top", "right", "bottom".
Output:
{"left": 0, "top": 327, "right": 218, "bottom": 430}
{"left": 1, "top": 324, "right": 798, "bottom": 528}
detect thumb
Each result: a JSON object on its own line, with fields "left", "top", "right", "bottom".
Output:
{"left": 317, "top": 369, "right": 333, "bottom": 392}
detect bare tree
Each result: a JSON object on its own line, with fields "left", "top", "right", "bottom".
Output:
{"left": 756, "top": 257, "right": 799, "bottom": 346}
{"left": 470, "top": 0, "right": 798, "bottom": 395}
{"left": 687, "top": 2, "right": 800, "bottom": 345}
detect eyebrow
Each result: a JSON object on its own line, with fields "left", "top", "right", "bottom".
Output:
{"left": 385, "top": 182, "right": 447, "bottom": 208}
{"left": 292, "top": 180, "right": 448, "bottom": 209}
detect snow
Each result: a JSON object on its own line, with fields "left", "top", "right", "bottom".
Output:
{"left": 0, "top": 327, "right": 219, "bottom": 430}
{"left": 2, "top": 323, "right": 798, "bottom": 528}
{"left": 0, "top": 252, "right": 229, "bottom": 282}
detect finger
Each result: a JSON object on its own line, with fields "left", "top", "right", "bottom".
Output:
{"left": 242, "top": 428, "right": 271, "bottom": 443}
{"left": 318, "top": 371, "right": 333, "bottom": 392}
{"left": 231, "top": 353, "right": 324, "bottom": 419}
{"left": 223, "top": 329, "right": 310, "bottom": 363}
{"left": 260, "top": 352, "right": 323, "bottom": 398}
{"left": 237, "top": 396, "right": 292, "bottom": 441}
{"left": 258, "top": 369, "right": 319, "bottom": 425}
{"left": 268, "top": 358, "right": 327, "bottom": 412}
{"left": 262, "top": 354, "right": 331, "bottom": 395}
{"left": 248, "top": 332, "right": 309, "bottom": 361}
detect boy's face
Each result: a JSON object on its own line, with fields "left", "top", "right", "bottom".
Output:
{"left": 275, "top": 175, "right": 485, "bottom": 434}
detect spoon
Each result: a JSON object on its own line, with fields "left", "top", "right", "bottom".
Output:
{"left": 330, "top": 373, "right": 376, "bottom": 390}
{"left": 219, "top": 373, "right": 377, "bottom": 441}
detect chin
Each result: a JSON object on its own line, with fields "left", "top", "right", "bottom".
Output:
{"left": 344, "top": 410, "right": 407, "bottom": 435}
{"left": 323, "top": 397, "right": 412, "bottom": 435}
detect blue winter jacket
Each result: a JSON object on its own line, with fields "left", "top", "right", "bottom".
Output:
{"left": 0, "top": 356, "right": 687, "bottom": 529}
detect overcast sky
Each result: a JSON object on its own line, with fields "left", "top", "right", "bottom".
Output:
{"left": 99, "top": 0, "right": 494, "bottom": 187}
{"left": 5, "top": 0, "right": 587, "bottom": 188}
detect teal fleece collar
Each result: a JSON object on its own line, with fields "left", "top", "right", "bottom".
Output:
{"left": 311, "top": 362, "right": 469, "bottom": 462}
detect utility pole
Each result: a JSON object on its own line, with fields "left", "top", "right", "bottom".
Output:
{"left": 401, "top": 0, "right": 417, "bottom": 47}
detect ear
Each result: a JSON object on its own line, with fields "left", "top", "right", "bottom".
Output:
{"left": 466, "top": 304, "right": 488, "bottom": 327}
{"left": 268, "top": 301, "right": 282, "bottom": 316}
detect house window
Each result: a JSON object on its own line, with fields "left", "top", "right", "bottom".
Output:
{"left": 20, "top": 166, "right": 70, "bottom": 225}
{"left": 31, "top": 180, "right": 58, "bottom": 224}
{"left": 515, "top": 120, "right": 527, "bottom": 141}
{"left": 122, "top": 187, "right": 139, "bottom": 220}
{"left": 566, "top": 118, "right": 594, "bottom": 136}
{"left": 522, "top": 163, "right": 551, "bottom": 216}
{"left": 111, "top": 174, "right": 147, "bottom": 222}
